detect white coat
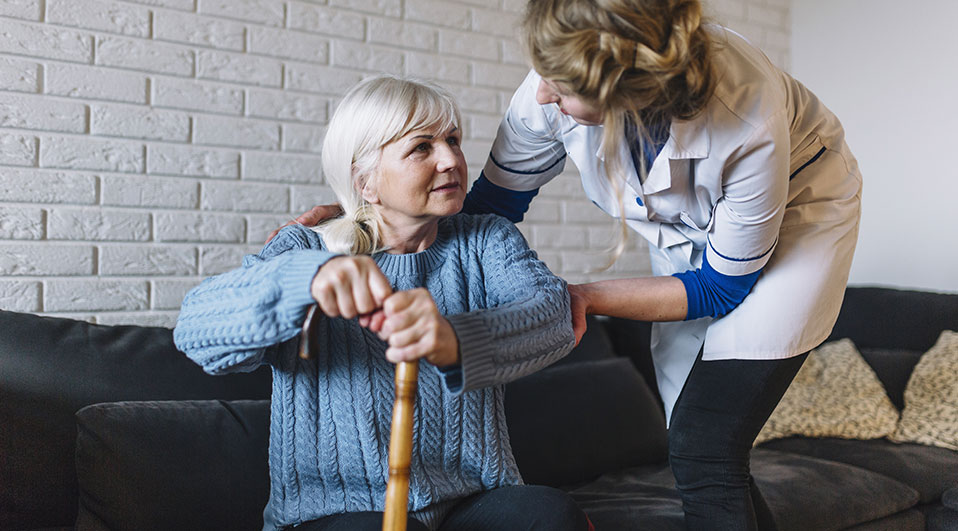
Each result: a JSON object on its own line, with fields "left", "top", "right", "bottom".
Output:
{"left": 481, "top": 26, "right": 862, "bottom": 420}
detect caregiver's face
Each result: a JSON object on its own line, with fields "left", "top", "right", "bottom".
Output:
{"left": 536, "top": 78, "right": 602, "bottom": 126}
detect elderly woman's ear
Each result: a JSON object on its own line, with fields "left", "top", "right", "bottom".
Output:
{"left": 358, "top": 174, "right": 380, "bottom": 205}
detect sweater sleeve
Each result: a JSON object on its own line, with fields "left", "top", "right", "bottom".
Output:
{"left": 173, "top": 225, "right": 338, "bottom": 375}
{"left": 444, "top": 216, "right": 575, "bottom": 393}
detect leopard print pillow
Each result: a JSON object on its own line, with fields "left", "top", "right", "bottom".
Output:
{"left": 754, "top": 338, "right": 899, "bottom": 446}
{"left": 889, "top": 330, "right": 958, "bottom": 451}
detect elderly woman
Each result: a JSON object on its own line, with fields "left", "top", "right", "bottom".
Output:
{"left": 173, "top": 76, "right": 590, "bottom": 531}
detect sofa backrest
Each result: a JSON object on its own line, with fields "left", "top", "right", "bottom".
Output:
{"left": 827, "top": 286, "right": 958, "bottom": 410}
{"left": 0, "top": 310, "right": 272, "bottom": 530}
{"left": 827, "top": 286, "right": 958, "bottom": 352}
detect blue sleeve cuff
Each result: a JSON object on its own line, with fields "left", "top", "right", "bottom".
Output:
{"left": 673, "top": 253, "right": 763, "bottom": 320}
{"left": 437, "top": 364, "right": 463, "bottom": 393}
{"left": 462, "top": 172, "right": 539, "bottom": 223}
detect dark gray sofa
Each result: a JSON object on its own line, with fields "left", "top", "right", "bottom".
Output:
{"left": 510, "top": 286, "right": 958, "bottom": 530}
{"left": 1, "top": 286, "right": 956, "bottom": 530}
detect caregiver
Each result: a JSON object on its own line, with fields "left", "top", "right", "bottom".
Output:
{"left": 283, "top": 0, "right": 862, "bottom": 528}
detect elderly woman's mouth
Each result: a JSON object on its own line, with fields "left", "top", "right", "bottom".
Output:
{"left": 431, "top": 182, "right": 461, "bottom": 193}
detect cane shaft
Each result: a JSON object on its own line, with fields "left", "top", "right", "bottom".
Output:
{"left": 383, "top": 361, "right": 419, "bottom": 531}
{"left": 298, "top": 304, "right": 321, "bottom": 360}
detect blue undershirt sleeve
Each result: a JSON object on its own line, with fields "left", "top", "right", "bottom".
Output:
{"left": 462, "top": 172, "right": 539, "bottom": 223}
{"left": 437, "top": 364, "right": 463, "bottom": 393}
{"left": 673, "top": 253, "right": 763, "bottom": 320}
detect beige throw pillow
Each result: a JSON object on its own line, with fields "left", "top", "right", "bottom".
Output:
{"left": 755, "top": 338, "right": 899, "bottom": 446}
{"left": 889, "top": 330, "right": 958, "bottom": 451}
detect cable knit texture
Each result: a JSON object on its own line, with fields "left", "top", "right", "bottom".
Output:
{"left": 173, "top": 214, "right": 574, "bottom": 530}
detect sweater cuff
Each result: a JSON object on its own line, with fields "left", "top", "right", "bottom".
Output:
{"left": 445, "top": 312, "right": 497, "bottom": 393}
{"left": 276, "top": 251, "right": 339, "bottom": 318}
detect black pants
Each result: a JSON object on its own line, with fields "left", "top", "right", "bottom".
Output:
{"left": 668, "top": 350, "right": 808, "bottom": 531}
{"left": 292, "top": 484, "right": 590, "bottom": 531}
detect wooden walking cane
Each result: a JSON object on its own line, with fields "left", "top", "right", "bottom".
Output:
{"left": 382, "top": 360, "right": 418, "bottom": 531}
{"left": 298, "top": 304, "right": 419, "bottom": 531}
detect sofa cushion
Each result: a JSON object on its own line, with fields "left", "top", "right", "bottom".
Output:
{"left": 0, "top": 310, "right": 272, "bottom": 530}
{"left": 505, "top": 358, "right": 667, "bottom": 488}
{"left": 565, "top": 448, "right": 919, "bottom": 531}
{"left": 75, "top": 400, "right": 271, "bottom": 531}
{"left": 843, "top": 509, "right": 924, "bottom": 531}
{"left": 755, "top": 339, "right": 899, "bottom": 445}
{"left": 551, "top": 315, "right": 616, "bottom": 366}
{"left": 565, "top": 463, "right": 685, "bottom": 531}
{"left": 598, "top": 317, "right": 660, "bottom": 410}
{"left": 758, "top": 436, "right": 958, "bottom": 503}
{"left": 752, "top": 448, "right": 919, "bottom": 531}
{"left": 923, "top": 503, "right": 958, "bottom": 531}
{"left": 890, "top": 330, "right": 958, "bottom": 451}
{"left": 944, "top": 487, "right": 958, "bottom": 511}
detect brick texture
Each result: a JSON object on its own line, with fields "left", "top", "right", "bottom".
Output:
{"left": 0, "top": 0, "right": 789, "bottom": 325}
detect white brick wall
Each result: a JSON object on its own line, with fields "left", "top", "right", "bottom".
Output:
{"left": 0, "top": 0, "right": 790, "bottom": 327}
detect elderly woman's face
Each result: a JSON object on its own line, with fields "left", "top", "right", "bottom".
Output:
{"left": 365, "top": 124, "right": 467, "bottom": 225}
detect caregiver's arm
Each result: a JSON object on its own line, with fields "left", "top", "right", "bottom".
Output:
{"left": 570, "top": 276, "right": 688, "bottom": 323}
{"left": 464, "top": 70, "right": 567, "bottom": 222}
{"left": 572, "top": 257, "right": 762, "bottom": 325}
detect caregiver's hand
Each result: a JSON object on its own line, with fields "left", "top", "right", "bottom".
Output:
{"left": 311, "top": 255, "right": 392, "bottom": 320}
{"left": 567, "top": 283, "right": 591, "bottom": 346}
{"left": 378, "top": 288, "right": 459, "bottom": 367}
{"left": 266, "top": 204, "right": 343, "bottom": 243}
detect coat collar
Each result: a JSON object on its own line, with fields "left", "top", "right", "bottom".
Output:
{"left": 588, "top": 109, "right": 711, "bottom": 195}
{"left": 667, "top": 111, "right": 711, "bottom": 160}
{"left": 642, "top": 111, "right": 711, "bottom": 194}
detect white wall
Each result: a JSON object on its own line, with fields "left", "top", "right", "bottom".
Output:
{"left": 0, "top": 0, "right": 789, "bottom": 326}
{"left": 791, "top": 0, "right": 958, "bottom": 293}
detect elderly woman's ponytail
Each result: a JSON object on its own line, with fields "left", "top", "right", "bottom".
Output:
{"left": 316, "top": 203, "right": 382, "bottom": 256}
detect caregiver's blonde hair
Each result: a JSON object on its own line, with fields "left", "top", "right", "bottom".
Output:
{"left": 523, "top": 0, "right": 715, "bottom": 262}
{"left": 316, "top": 75, "right": 462, "bottom": 255}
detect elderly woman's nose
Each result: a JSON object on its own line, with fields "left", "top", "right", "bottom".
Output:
{"left": 535, "top": 80, "right": 558, "bottom": 105}
{"left": 435, "top": 144, "right": 462, "bottom": 172}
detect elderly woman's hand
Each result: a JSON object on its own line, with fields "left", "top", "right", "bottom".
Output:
{"left": 310, "top": 255, "right": 392, "bottom": 320}
{"left": 378, "top": 288, "right": 459, "bottom": 367}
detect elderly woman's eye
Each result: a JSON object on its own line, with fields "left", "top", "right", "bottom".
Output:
{"left": 414, "top": 142, "right": 430, "bottom": 152}
{"left": 446, "top": 136, "right": 460, "bottom": 147}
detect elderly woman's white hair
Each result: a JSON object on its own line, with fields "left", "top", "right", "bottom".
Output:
{"left": 316, "top": 75, "right": 462, "bottom": 255}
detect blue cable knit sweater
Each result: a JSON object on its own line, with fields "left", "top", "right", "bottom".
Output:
{"left": 173, "top": 214, "right": 574, "bottom": 530}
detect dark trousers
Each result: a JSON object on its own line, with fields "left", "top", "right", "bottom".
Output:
{"left": 668, "top": 350, "right": 808, "bottom": 531}
{"left": 292, "top": 484, "right": 591, "bottom": 531}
